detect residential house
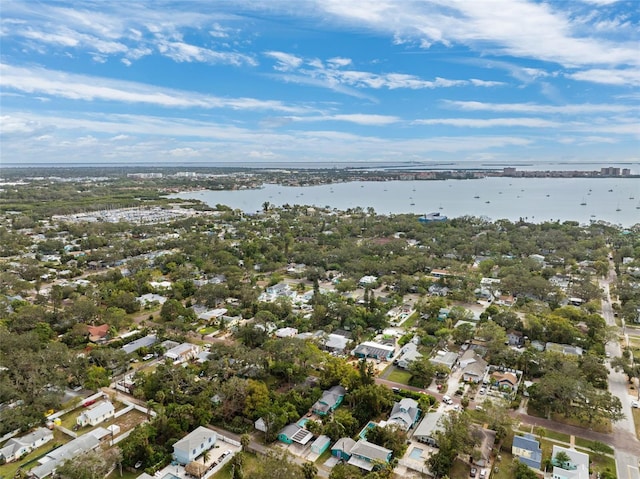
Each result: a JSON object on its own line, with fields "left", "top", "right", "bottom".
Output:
{"left": 277, "top": 423, "right": 313, "bottom": 446}
{"left": 491, "top": 371, "right": 519, "bottom": 393}
{"left": 320, "top": 333, "right": 350, "bottom": 354}
{"left": 459, "top": 350, "right": 487, "bottom": 383}
{"left": 121, "top": 334, "right": 157, "bottom": 355}
{"left": 386, "top": 398, "right": 420, "bottom": 431}
{"left": 332, "top": 438, "right": 357, "bottom": 460}
{"left": 165, "top": 342, "right": 200, "bottom": 364}
{"left": 428, "top": 284, "right": 450, "bottom": 297}
{"left": 312, "top": 385, "right": 346, "bottom": 416}
{"left": 396, "top": 343, "right": 422, "bottom": 369}
{"left": 346, "top": 439, "right": 393, "bottom": 471}
{"left": 412, "top": 412, "right": 445, "bottom": 446}
{"left": 76, "top": 400, "right": 115, "bottom": 427}
{"left": 29, "top": 431, "right": 101, "bottom": 478}
{"left": 172, "top": 426, "right": 217, "bottom": 465}
{"left": 136, "top": 293, "right": 167, "bottom": 307}
{"left": 275, "top": 327, "right": 298, "bottom": 338}
{"left": 551, "top": 445, "right": 589, "bottom": 479}
{"left": 87, "top": 324, "right": 109, "bottom": 343}
{"left": 0, "top": 428, "right": 53, "bottom": 463}
{"left": 429, "top": 351, "right": 458, "bottom": 371}
{"left": 310, "top": 435, "right": 331, "bottom": 455}
{"left": 496, "top": 294, "right": 516, "bottom": 307}
{"left": 352, "top": 341, "right": 395, "bottom": 361}
{"left": 512, "top": 434, "right": 543, "bottom": 470}
{"left": 507, "top": 330, "right": 525, "bottom": 347}
{"left": 358, "top": 275, "right": 378, "bottom": 287}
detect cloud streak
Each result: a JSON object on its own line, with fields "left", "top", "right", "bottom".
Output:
{"left": 0, "top": 64, "right": 307, "bottom": 113}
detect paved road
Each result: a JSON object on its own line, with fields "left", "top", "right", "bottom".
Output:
{"left": 600, "top": 260, "right": 640, "bottom": 479}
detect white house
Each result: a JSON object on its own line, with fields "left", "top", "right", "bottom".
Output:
{"left": 76, "top": 401, "right": 115, "bottom": 427}
{"left": 165, "top": 342, "right": 200, "bottom": 364}
{"left": 172, "top": 426, "right": 217, "bottom": 465}
{"left": 0, "top": 428, "right": 53, "bottom": 463}
{"left": 29, "top": 431, "right": 102, "bottom": 478}
{"left": 551, "top": 445, "right": 589, "bottom": 479}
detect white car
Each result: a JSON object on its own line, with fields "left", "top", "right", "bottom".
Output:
{"left": 632, "top": 400, "right": 639, "bottom": 408}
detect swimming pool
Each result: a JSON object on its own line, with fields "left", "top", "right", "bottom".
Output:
{"left": 409, "top": 447, "right": 424, "bottom": 460}
{"left": 297, "top": 418, "right": 310, "bottom": 427}
{"left": 358, "top": 421, "right": 376, "bottom": 439}
{"left": 161, "top": 474, "right": 181, "bottom": 479}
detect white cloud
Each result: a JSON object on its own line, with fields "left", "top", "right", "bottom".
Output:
{"left": 316, "top": 0, "right": 639, "bottom": 68}
{"left": 444, "top": 100, "right": 634, "bottom": 115}
{"left": 288, "top": 113, "right": 401, "bottom": 126}
{"left": 0, "top": 63, "right": 308, "bottom": 113}
{"left": 567, "top": 68, "right": 640, "bottom": 86}
{"left": 157, "top": 40, "right": 256, "bottom": 66}
{"left": 266, "top": 51, "right": 504, "bottom": 92}
{"left": 264, "top": 51, "right": 304, "bottom": 71}
{"left": 414, "top": 118, "right": 561, "bottom": 128}
{"left": 169, "top": 147, "right": 200, "bottom": 157}
{"left": 327, "top": 57, "right": 352, "bottom": 67}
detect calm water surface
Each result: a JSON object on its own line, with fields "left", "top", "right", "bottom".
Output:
{"left": 172, "top": 177, "right": 640, "bottom": 226}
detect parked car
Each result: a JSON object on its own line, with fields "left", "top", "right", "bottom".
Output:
{"left": 632, "top": 400, "right": 639, "bottom": 408}
{"left": 480, "top": 469, "right": 486, "bottom": 478}
{"left": 479, "top": 387, "right": 486, "bottom": 395}
{"left": 470, "top": 467, "right": 477, "bottom": 478}
{"left": 442, "top": 395, "right": 453, "bottom": 405}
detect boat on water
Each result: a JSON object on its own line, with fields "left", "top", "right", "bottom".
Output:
{"left": 485, "top": 200, "right": 490, "bottom": 204}
{"left": 474, "top": 195, "right": 480, "bottom": 199}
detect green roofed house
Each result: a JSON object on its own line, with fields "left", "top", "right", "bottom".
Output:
{"left": 312, "top": 385, "right": 346, "bottom": 416}
{"left": 277, "top": 423, "right": 313, "bottom": 446}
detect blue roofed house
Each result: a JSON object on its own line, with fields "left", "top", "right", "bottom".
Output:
{"left": 172, "top": 426, "right": 217, "bottom": 465}
{"left": 386, "top": 398, "right": 421, "bottom": 431}
{"left": 512, "top": 434, "right": 543, "bottom": 470}
{"left": 312, "top": 385, "right": 346, "bottom": 416}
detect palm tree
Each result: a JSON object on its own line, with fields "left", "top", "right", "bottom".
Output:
{"left": 240, "top": 433, "right": 251, "bottom": 452}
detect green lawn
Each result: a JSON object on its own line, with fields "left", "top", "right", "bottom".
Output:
{"left": 574, "top": 437, "right": 613, "bottom": 454}
{"left": 315, "top": 449, "right": 332, "bottom": 464}
{"left": 107, "top": 468, "right": 140, "bottom": 479}
{"left": 210, "top": 452, "right": 260, "bottom": 479}
{"left": 402, "top": 312, "right": 420, "bottom": 329}
{"left": 386, "top": 368, "right": 412, "bottom": 385}
{"left": 542, "top": 429, "right": 570, "bottom": 444}
{"left": 488, "top": 452, "right": 515, "bottom": 479}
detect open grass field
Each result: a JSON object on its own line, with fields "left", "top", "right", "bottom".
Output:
{"left": 387, "top": 368, "right": 412, "bottom": 385}
{"left": 210, "top": 452, "right": 261, "bottom": 479}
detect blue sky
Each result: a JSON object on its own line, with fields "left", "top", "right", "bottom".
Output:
{"left": 1, "top": 0, "right": 638, "bottom": 166}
